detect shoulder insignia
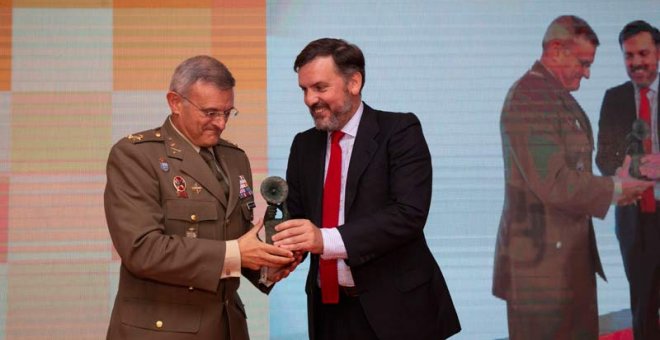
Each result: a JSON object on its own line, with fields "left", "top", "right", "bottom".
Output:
{"left": 126, "top": 128, "right": 165, "bottom": 144}
{"left": 127, "top": 134, "right": 143, "bottom": 142}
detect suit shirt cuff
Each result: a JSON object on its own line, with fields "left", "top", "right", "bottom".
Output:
{"left": 221, "top": 240, "right": 241, "bottom": 279}
{"left": 611, "top": 176, "right": 622, "bottom": 204}
{"left": 320, "top": 228, "right": 347, "bottom": 260}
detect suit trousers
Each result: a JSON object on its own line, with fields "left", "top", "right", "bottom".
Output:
{"left": 313, "top": 290, "right": 378, "bottom": 340}
{"left": 628, "top": 210, "right": 660, "bottom": 340}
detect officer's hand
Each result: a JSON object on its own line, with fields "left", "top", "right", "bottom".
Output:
{"left": 238, "top": 219, "right": 294, "bottom": 270}
{"left": 266, "top": 251, "right": 305, "bottom": 283}
{"left": 616, "top": 156, "right": 654, "bottom": 205}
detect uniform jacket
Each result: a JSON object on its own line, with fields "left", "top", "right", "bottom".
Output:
{"left": 286, "top": 103, "right": 461, "bottom": 340}
{"left": 104, "top": 117, "right": 264, "bottom": 340}
{"left": 493, "top": 62, "right": 612, "bottom": 303}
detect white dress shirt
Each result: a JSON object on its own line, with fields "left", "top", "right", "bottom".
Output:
{"left": 319, "top": 102, "right": 364, "bottom": 287}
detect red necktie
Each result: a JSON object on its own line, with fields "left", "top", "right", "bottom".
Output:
{"left": 320, "top": 131, "right": 344, "bottom": 304}
{"left": 639, "top": 87, "right": 655, "bottom": 213}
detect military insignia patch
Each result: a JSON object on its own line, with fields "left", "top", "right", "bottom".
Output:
{"left": 238, "top": 175, "right": 253, "bottom": 199}
{"left": 159, "top": 157, "right": 169, "bottom": 172}
{"left": 173, "top": 176, "right": 188, "bottom": 198}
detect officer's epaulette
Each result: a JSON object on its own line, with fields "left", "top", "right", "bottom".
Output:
{"left": 217, "top": 138, "right": 244, "bottom": 152}
{"left": 126, "top": 128, "right": 164, "bottom": 144}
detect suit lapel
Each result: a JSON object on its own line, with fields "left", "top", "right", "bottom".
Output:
{"left": 345, "top": 105, "right": 379, "bottom": 216}
{"left": 310, "top": 131, "right": 328, "bottom": 225}
{"left": 558, "top": 88, "right": 594, "bottom": 146}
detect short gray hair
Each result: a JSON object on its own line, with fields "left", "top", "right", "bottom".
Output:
{"left": 542, "top": 15, "right": 599, "bottom": 50}
{"left": 169, "top": 55, "right": 235, "bottom": 95}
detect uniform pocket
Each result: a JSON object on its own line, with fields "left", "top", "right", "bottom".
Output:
{"left": 164, "top": 199, "right": 218, "bottom": 237}
{"left": 119, "top": 298, "right": 202, "bottom": 333}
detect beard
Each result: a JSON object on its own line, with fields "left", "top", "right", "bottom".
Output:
{"left": 312, "top": 109, "right": 341, "bottom": 131}
{"left": 309, "top": 94, "right": 354, "bottom": 131}
{"left": 627, "top": 64, "right": 658, "bottom": 87}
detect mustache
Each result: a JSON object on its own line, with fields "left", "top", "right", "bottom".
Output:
{"left": 310, "top": 102, "right": 329, "bottom": 114}
{"left": 630, "top": 65, "right": 648, "bottom": 72}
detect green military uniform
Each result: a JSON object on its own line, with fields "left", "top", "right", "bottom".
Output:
{"left": 493, "top": 62, "right": 613, "bottom": 339}
{"left": 105, "top": 117, "right": 264, "bottom": 339}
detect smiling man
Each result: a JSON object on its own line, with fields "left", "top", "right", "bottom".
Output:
{"left": 104, "top": 55, "right": 296, "bottom": 340}
{"left": 272, "top": 38, "right": 460, "bottom": 340}
{"left": 596, "top": 20, "right": 660, "bottom": 340}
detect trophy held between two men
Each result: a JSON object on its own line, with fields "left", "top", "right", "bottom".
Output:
{"left": 258, "top": 176, "right": 290, "bottom": 285}
{"left": 260, "top": 176, "right": 289, "bottom": 244}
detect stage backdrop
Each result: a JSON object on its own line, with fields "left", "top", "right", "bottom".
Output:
{"left": 0, "top": 0, "right": 658, "bottom": 339}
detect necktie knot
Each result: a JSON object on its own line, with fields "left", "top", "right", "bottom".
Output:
{"left": 640, "top": 87, "right": 650, "bottom": 97}
{"left": 199, "top": 148, "right": 215, "bottom": 163}
{"left": 331, "top": 131, "right": 345, "bottom": 145}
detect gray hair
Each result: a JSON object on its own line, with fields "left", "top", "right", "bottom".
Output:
{"left": 169, "top": 55, "right": 235, "bottom": 95}
{"left": 542, "top": 15, "right": 600, "bottom": 50}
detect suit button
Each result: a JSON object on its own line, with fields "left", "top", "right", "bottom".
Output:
{"left": 188, "top": 286, "right": 194, "bottom": 291}
{"left": 190, "top": 214, "right": 197, "bottom": 222}
{"left": 155, "top": 320, "right": 163, "bottom": 328}
{"left": 556, "top": 241, "right": 562, "bottom": 249}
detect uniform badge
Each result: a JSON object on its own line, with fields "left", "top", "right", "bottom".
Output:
{"left": 169, "top": 142, "right": 182, "bottom": 155}
{"left": 238, "top": 175, "right": 253, "bottom": 199}
{"left": 159, "top": 157, "right": 169, "bottom": 172}
{"left": 127, "top": 134, "right": 143, "bottom": 142}
{"left": 173, "top": 176, "right": 188, "bottom": 198}
{"left": 191, "top": 183, "right": 202, "bottom": 194}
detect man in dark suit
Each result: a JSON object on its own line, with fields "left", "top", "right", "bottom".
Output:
{"left": 104, "top": 55, "right": 296, "bottom": 339}
{"left": 596, "top": 20, "right": 660, "bottom": 340}
{"left": 271, "top": 38, "right": 461, "bottom": 340}
{"left": 493, "top": 15, "right": 652, "bottom": 339}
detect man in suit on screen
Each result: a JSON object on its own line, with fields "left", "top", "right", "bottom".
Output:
{"left": 493, "top": 15, "right": 652, "bottom": 339}
{"left": 271, "top": 38, "right": 461, "bottom": 340}
{"left": 596, "top": 20, "right": 660, "bottom": 340}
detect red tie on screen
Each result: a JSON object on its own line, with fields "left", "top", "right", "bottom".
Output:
{"left": 320, "top": 130, "right": 345, "bottom": 304}
{"left": 639, "top": 87, "right": 655, "bottom": 213}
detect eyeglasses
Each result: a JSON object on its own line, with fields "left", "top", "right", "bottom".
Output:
{"left": 174, "top": 92, "right": 239, "bottom": 120}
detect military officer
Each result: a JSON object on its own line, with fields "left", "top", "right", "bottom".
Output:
{"left": 104, "top": 55, "right": 297, "bottom": 339}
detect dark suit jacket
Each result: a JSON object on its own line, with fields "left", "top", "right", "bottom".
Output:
{"left": 104, "top": 118, "right": 265, "bottom": 340}
{"left": 595, "top": 80, "right": 660, "bottom": 280}
{"left": 286, "top": 103, "right": 460, "bottom": 340}
{"left": 493, "top": 62, "right": 611, "bottom": 336}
